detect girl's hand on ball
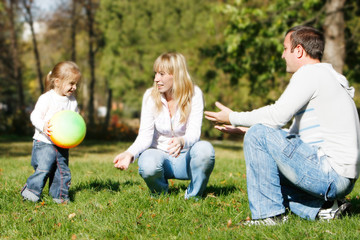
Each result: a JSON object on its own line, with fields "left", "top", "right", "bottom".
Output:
{"left": 43, "top": 121, "right": 52, "bottom": 136}
{"left": 113, "top": 152, "right": 133, "bottom": 170}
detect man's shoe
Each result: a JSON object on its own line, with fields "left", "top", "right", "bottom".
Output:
{"left": 241, "top": 214, "right": 288, "bottom": 226}
{"left": 317, "top": 199, "right": 352, "bottom": 220}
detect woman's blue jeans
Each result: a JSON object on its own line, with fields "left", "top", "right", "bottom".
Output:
{"left": 138, "top": 141, "right": 215, "bottom": 199}
{"left": 244, "top": 124, "right": 355, "bottom": 220}
{"left": 22, "top": 140, "right": 71, "bottom": 202}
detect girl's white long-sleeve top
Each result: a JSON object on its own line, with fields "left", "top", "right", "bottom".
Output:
{"left": 229, "top": 63, "right": 360, "bottom": 179}
{"left": 30, "top": 89, "right": 79, "bottom": 144}
{"left": 127, "top": 86, "right": 204, "bottom": 159}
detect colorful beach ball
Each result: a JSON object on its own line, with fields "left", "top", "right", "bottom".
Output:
{"left": 49, "top": 110, "right": 86, "bottom": 148}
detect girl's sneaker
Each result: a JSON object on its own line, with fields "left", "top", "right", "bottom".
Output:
{"left": 21, "top": 187, "right": 40, "bottom": 202}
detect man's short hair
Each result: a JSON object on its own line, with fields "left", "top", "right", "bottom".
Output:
{"left": 286, "top": 26, "right": 325, "bottom": 61}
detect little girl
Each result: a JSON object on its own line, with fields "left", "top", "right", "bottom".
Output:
{"left": 21, "top": 61, "right": 81, "bottom": 204}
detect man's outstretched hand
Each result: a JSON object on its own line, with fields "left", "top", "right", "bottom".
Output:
{"left": 204, "top": 102, "right": 233, "bottom": 125}
{"left": 215, "top": 125, "right": 248, "bottom": 135}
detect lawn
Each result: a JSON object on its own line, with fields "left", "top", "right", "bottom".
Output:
{"left": 1, "top": 137, "right": 360, "bottom": 239}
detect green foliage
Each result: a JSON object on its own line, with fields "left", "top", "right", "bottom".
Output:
{"left": 2, "top": 139, "right": 360, "bottom": 239}
{"left": 97, "top": 0, "right": 219, "bottom": 117}
{"left": 345, "top": 1, "right": 360, "bottom": 106}
{"left": 205, "top": 0, "right": 325, "bottom": 112}
{"left": 2, "top": 0, "right": 360, "bottom": 138}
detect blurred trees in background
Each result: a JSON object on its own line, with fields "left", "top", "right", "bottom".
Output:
{"left": 0, "top": 0, "right": 359, "bottom": 140}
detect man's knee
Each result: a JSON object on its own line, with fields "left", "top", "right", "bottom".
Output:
{"left": 245, "top": 124, "right": 267, "bottom": 139}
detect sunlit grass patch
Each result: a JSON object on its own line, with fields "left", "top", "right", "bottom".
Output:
{"left": 1, "top": 138, "right": 360, "bottom": 239}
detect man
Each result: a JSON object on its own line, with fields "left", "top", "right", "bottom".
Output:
{"left": 205, "top": 25, "right": 360, "bottom": 225}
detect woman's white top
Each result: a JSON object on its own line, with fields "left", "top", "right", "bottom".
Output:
{"left": 127, "top": 86, "right": 204, "bottom": 159}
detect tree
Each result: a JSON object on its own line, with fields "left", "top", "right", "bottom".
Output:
{"left": 6, "top": 0, "right": 26, "bottom": 114}
{"left": 82, "top": 0, "right": 99, "bottom": 129}
{"left": 323, "top": 0, "right": 346, "bottom": 74}
{"left": 22, "top": 0, "right": 44, "bottom": 93}
{"left": 97, "top": 0, "right": 218, "bottom": 117}
{"left": 70, "top": 0, "right": 78, "bottom": 62}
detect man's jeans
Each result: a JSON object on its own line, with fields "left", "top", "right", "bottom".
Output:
{"left": 244, "top": 124, "right": 355, "bottom": 220}
{"left": 22, "top": 140, "right": 71, "bottom": 202}
{"left": 138, "top": 141, "right": 215, "bottom": 199}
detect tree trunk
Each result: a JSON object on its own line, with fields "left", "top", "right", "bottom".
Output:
{"left": 322, "top": 0, "right": 346, "bottom": 74}
{"left": 9, "top": 0, "right": 25, "bottom": 114}
{"left": 23, "top": 0, "right": 44, "bottom": 93}
{"left": 70, "top": 0, "right": 77, "bottom": 62}
{"left": 84, "top": 0, "right": 96, "bottom": 128}
{"left": 103, "top": 86, "right": 112, "bottom": 133}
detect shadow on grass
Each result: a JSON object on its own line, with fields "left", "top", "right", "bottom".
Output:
{"left": 71, "top": 139, "right": 132, "bottom": 156}
{"left": 166, "top": 183, "right": 238, "bottom": 197}
{"left": 350, "top": 197, "right": 360, "bottom": 215}
{"left": 205, "top": 184, "right": 239, "bottom": 197}
{"left": 69, "top": 178, "right": 141, "bottom": 201}
{"left": 0, "top": 144, "right": 33, "bottom": 157}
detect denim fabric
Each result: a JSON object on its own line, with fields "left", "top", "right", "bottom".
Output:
{"left": 138, "top": 141, "right": 215, "bottom": 199}
{"left": 244, "top": 124, "right": 355, "bottom": 220}
{"left": 22, "top": 140, "right": 70, "bottom": 202}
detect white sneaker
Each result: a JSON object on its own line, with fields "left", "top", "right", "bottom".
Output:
{"left": 242, "top": 215, "right": 288, "bottom": 226}
{"left": 317, "top": 200, "right": 352, "bottom": 220}
{"left": 21, "top": 187, "right": 40, "bottom": 202}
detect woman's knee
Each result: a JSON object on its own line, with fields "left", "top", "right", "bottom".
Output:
{"left": 138, "top": 149, "right": 164, "bottom": 179}
{"left": 190, "top": 141, "right": 215, "bottom": 168}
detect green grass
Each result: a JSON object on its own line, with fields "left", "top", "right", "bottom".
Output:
{"left": 1, "top": 138, "right": 360, "bottom": 239}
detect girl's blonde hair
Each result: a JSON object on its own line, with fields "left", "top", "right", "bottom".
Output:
{"left": 45, "top": 61, "right": 81, "bottom": 92}
{"left": 151, "top": 52, "right": 194, "bottom": 123}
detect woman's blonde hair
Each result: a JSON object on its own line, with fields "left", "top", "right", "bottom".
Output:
{"left": 151, "top": 52, "right": 194, "bottom": 123}
{"left": 45, "top": 61, "right": 81, "bottom": 92}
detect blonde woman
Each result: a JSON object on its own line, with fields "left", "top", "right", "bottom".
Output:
{"left": 113, "top": 52, "right": 215, "bottom": 199}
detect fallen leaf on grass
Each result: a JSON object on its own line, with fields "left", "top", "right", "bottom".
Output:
{"left": 207, "top": 193, "right": 217, "bottom": 198}
{"left": 68, "top": 213, "right": 76, "bottom": 219}
{"left": 227, "top": 219, "right": 232, "bottom": 227}
{"left": 137, "top": 212, "right": 143, "bottom": 219}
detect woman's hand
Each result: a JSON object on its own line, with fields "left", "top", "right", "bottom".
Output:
{"left": 113, "top": 152, "right": 134, "bottom": 170}
{"left": 168, "top": 137, "right": 184, "bottom": 158}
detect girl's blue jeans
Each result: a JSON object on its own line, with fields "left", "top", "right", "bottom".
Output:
{"left": 138, "top": 141, "right": 215, "bottom": 199}
{"left": 244, "top": 124, "right": 355, "bottom": 220}
{"left": 22, "top": 140, "right": 71, "bottom": 202}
